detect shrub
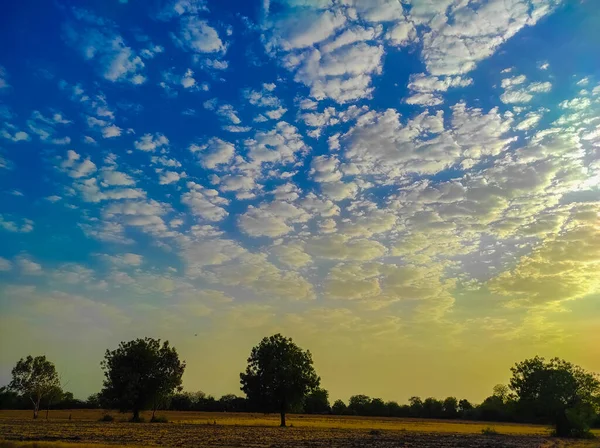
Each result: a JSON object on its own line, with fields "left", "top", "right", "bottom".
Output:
{"left": 481, "top": 427, "right": 499, "bottom": 435}
{"left": 99, "top": 414, "right": 114, "bottom": 422}
{"left": 129, "top": 415, "right": 145, "bottom": 423}
{"left": 150, "top": 415, "right": 169, "bottom": 423}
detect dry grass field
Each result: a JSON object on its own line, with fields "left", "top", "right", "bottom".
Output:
{"left": 1, "top": 410, "right": 598, "bottom": 448}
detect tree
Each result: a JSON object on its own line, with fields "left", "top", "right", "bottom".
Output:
{"left": 458, "top": 399, "right": 473, "bottom": 415}
{"left": 409, "top": 396, "right": 423, "bottom": 417}
{"left": 240, "top": 334, "right": 320, "bottom": 427}
{"left": 348, "top": 394, "right": 371, "bottom": 415}
{"left": 100, "top": 338, "right": 185, "bottom": 421}
{"left": 442, "top": 396, "right": 459, "bottom": 419}
{"left": 331, "top": 399, "right": 347, "bottom": 415}
{"left": 303, "top": 388, "right": 330, "bottom": 414}
{"left": 44, "top": 385, "right": 64, "bottom": 420}
{"left": 9, "top": 355, "right": 60, "bottom": 419}
{"left": 422, "top": 397, "right": 444, "bottom": 419}
{"left": 509, "top": 356, "right": 600, "bottom": 437}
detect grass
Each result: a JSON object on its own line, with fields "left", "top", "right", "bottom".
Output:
{"left": 481, "top": 426, "right": 499, "bottom": 435}
{"left": 1, "top": 410, "right": 599, "bottom": 448}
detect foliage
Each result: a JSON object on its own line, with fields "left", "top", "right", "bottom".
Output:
{"left": 8, "top": 355, "right": 61, "bottom": 419}
{"left": 509, "top": 356, "right": 600, "bottom": 437}
{"left": 240, "top": 334, "right": 320, "bottom": 426}
{"left": 303, "top": 388, "right": 330, "bottom": 414}
{"left": 331, "top": 399, "right": 347, "bottom": 415}
{"left": 100, "top": 338, "right": 185, "bottom": 421}
{"left": 481, "top": 426, "right": 499, "bottom": 435}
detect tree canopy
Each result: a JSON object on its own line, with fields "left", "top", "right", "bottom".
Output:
{"left": 9, "top": 355, "right": 60, "bottom": 419}
{"left": 510, "top": 356, "right": 600, "bottom": 437}
{"left": 100, "top": 337, "right": 185, "bottom": 421}
{"left": 240, "top": 333, "right": 320, "bottom": 426}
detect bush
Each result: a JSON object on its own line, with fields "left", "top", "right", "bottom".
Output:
{"left": 129, "top": 415, "right": 145, "bottom": 423}
{"left": 150, "top": 415, "right": 169, "bottom": 423}
{"left": 99, "top": 414, "right": 114, "bottom": 422}
{"left": 481, "top": 427, "right": 499, "bottom": 435}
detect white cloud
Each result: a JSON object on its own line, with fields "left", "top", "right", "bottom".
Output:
{"left": 239, "top": 200, "right": 311, "bottom": 238}
{"left": 191, "top": 138, "right": 236, "bottom": 169}
{"left": 181, "top": 182, "right": 229, "bottom": 221}
{"left": 159, "top": 170, "right": 186, "bottom": 185}
{"left": 17, "top": 256, "right": 42, "bottom": 274}
{"left": 1, "top": 124, "right": 30, "bottom": 142}
{"left": 416, "top": 0, "right": 563, "bottom": 76}
{"left": 175, "top": 17, "right": 226, "bottom": 53}
{"left": 102, "top": 125, "right": 122, "bottom": 138}
{"left": 0, "top": 257, "right": 11, "bottom": 271}
{"left": 64, "top": 16, "right": 146, "bottom": 84}
{"left": 134, "top": 133, "right": 169, "bottom": 151}
{"left": 0, "top": 216, "right": 34, "bottom": 233}
{"left": 59, "top": 150, "right": 97, "bottom": 178}
{"left": 101, "top": 168, "right": 135, "bottom": 186}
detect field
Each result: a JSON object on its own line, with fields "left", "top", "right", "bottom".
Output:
{"left": 1, "top": 410, "right": 598, "bottom": 448}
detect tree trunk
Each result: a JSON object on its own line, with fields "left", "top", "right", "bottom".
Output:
{"left": 133, "top": 409, "right": 140, "bottom": 422}
{"left": 152, "top": 407, "right": 156, "bottom": 420}
{"left": 280, "top": 410, "right": 286, "bottom": 427}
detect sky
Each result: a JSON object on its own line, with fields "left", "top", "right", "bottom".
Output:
{"left": 1, "top": 0, "right": 599, "bottom": 404}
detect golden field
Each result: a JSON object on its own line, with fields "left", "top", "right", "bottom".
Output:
{"left": 1, "top": 410, "right": 598, "bottom": 448}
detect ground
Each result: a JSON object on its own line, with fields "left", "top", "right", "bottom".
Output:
{"left": 1, "top": 410, "right": 598, "bottom": 448}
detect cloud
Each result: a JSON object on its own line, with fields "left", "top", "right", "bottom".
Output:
{"left": 159, "top": 170, "right": 186, "bottom": 185}
{"left": 405, "top": 73, "right": 472, "bottom": 106}
{"left": 59, "top": 150, "right": 97, "bottom": 178}
{"left": 0, "top": 216, "right": 34, "bottom": 233}
{"left": 191, "top": 138, "right": 236, "bottom": 169}
{"left": 174, "top": 17, "right": 226, "bottom": 53}
{"left": 1, "top": 124, "right": 30, "bottom": 142}
{"left": 64, "top": 11, "right": 146, "bottom": 84}
{"left": 17, "top": 256, "right": 42, "bottom": 275}
{"left": 102, "top": 125, "right": 122, "bottom": 138}
{"left": 100, "top": 253, "right": 143, "bottom": 267}
{"left": 134, "top": 133, "right": 169, "bottom": 151}
{"left": 181, "top": 182, "right": 229, "bottom": 221}
{"left": 239, "top": 200, "right": 311, "bottom": 238}
{"left": 0, "top": 257, "right": 11, "bottom": 271}
{"left": 416, "top": 0, "right": 563, "bottom": 76}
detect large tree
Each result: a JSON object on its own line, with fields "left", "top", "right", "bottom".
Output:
{"left": 240, "top": 333, "right": 320, "bottom": 427}
{"left": 509, "top": 356, "right": 600, "bottom": 437}
{"left": 9, "top": 355, "right": 60, "bottom": 419}
{"left": 101, "top": 338, "right": 185, "bottom": 421}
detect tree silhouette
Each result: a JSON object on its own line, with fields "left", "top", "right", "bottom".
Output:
{"left": 331, "top": 399, "right": 347, "bottom": 415}
{"left": 510, "top": 356, "right": 600, "bottom": 437}
{"left": 9, "top": 355, "right": 60, "bottom": 419}
{"left": 303, "top": 388, "right": 330, "bottom": 414}
{"left": 240, "top": 334, "right": 320, "bottom": 426}
{"left": 100, "top": 338, "right": 185, "bottom": 421}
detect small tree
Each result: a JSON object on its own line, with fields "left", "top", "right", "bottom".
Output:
{"left": 44, "top": 385, "right": 64, "bottom": 419}
{"left": 331, "top": 399, "right": 347, "bottom": 415}
{"left": 240, "top": 334, "right": 320, "bottom": 427}
{"left": 101, "top": 338, "right": 185, "bottom": 421}
{"left": 510, "top": 356, "right": 600, "bottom": 437}
{"left": 9, "top": 355, "right": 60, "bottom": 419}
{"left": 443, "top": 396, "right": 459, "bottom": 419}
{"left": 303, "top": 388, "right": 330, "bottom": 414}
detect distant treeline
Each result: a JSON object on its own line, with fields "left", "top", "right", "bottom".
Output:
{"left": 3, "top": 385, "right": 599, "bottom": 429}
{"left": 2, "top": 334, "right": 599, "bottom": 437}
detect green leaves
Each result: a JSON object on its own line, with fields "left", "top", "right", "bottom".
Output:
{"left": 100, "top": 337, "right": 186, "bottom": 416}
{"left": 240, "top": 333, "right": 320, "bottom": 419}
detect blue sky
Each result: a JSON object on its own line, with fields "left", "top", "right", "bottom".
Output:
{"left": 1, "top": 0, "right": 599, "bottom": 402}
